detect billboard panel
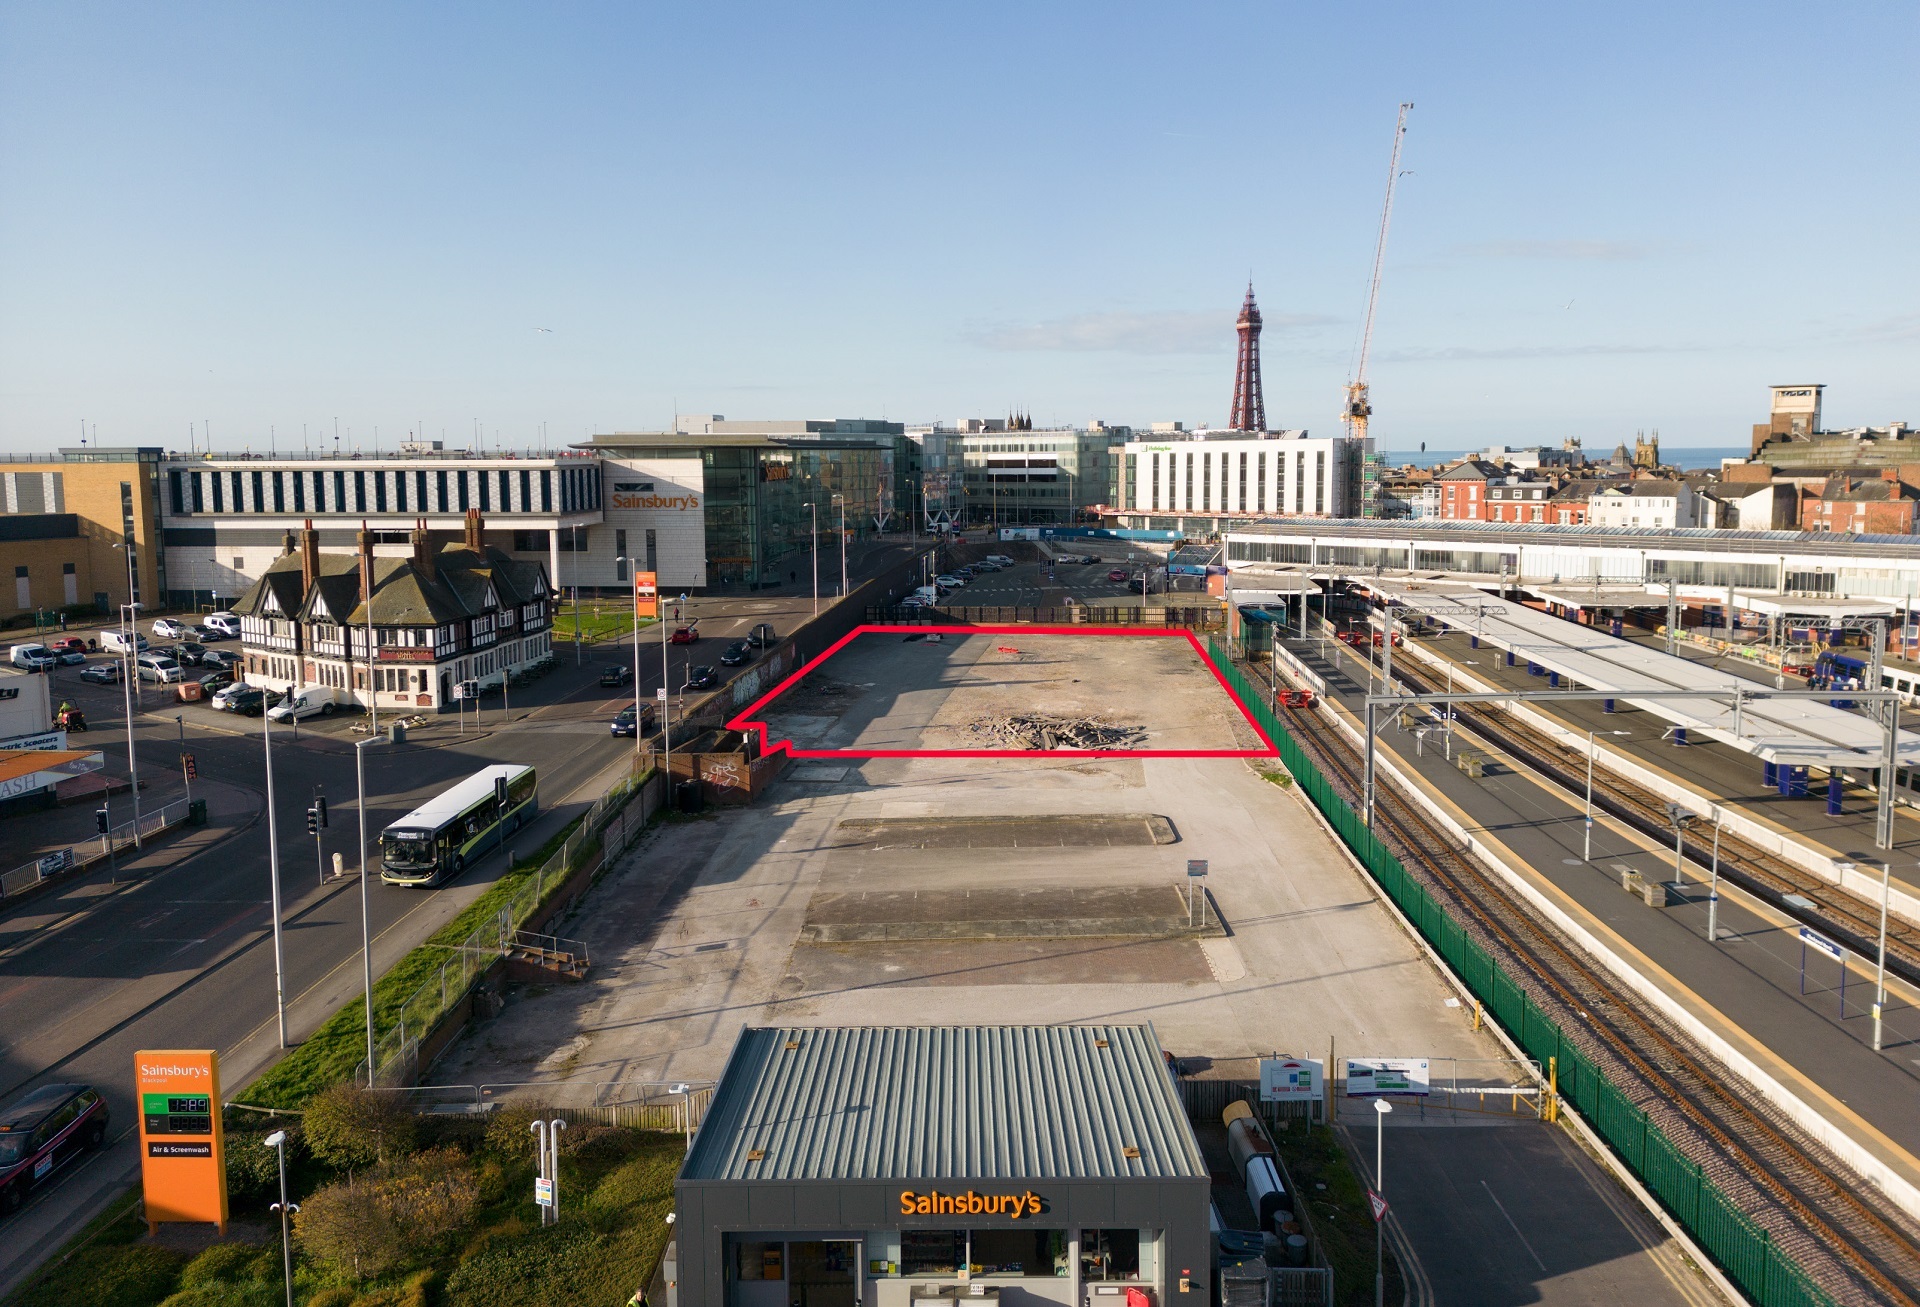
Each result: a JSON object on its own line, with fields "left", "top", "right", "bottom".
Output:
{"left": 1259, "top": 1057, "right": 1323, "bottom": 1102}
{"left": 1343, "top": 1057, "right": 1430, "bottom": 1097}
{"left": 634, "top": 571, "right": 659, "bottom": 619}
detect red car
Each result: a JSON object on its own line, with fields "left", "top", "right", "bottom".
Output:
{"left": 49, "top": 638, "right": 87, "bottom": 656}
{"left": 1, "top": 1083, "right": 109, "bottom": 1215}
{"left": 1107, "top": 569, "right": 1130, "bottom": 583}
{"left": 669, "top": 626, "right": 699, "bottom": 645}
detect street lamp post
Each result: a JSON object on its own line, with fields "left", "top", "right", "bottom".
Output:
{"left": 1584, "top": 729, "right": 1631, "bottom": 862}
{"left": 1707, "top": 808, "right": 1723, "bottom": 943}
{"left": 1833, "top": 856, "right": 1893, "bottom": 1052}
{"left": 616, "top": 558, "right": 645, "bottom": 761}
{"left": 355, "top": 737, "right": 380, "bottom": 1082}
{"left": 1372, "top": 1098, "right": 1393, "bottom": 1307}
{"left": 572, "top": 524, "right": 583, "bottom": 665}
{"left": 807, "top": 502, "right": 819, "bottom": 617}
{"left": 264, "top": 1131, "right": 298, "bottom": 1307}
{"left": 670, "top": 1081, "right": 693, "bottom": 1153}
{"left": 833, "top": 494, "right": 847, "bottom": 598}
{"left": 262, "top": 701, "right": 288, "bottom": 1047}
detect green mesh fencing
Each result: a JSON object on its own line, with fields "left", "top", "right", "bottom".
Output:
{"left": 1209, "top": 638, "right": 1835, "bottom": 1307}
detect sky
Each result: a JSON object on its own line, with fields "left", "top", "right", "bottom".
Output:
{"left": 1, "top": 2, "right": 1914, "bottom": 454}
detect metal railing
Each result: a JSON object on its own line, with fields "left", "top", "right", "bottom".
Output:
{"left": 865, "top": 604, "right": 1227, "bottom": 629}
{"left": 1203, "top": 635, "right": 1835, "bottom": 1307}
{"left": 356, "top": 756, "right": 657, "bottom": 1087}
{"left": 0, "top": 797, "right": 195, "bottom": 901}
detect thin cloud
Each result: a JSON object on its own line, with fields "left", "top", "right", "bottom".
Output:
{"left": 1453, "top": 239, "right": 1655, "bottom": 261}
{"left": 1377, "top": 342, "right": 1698, "bottom": 363}
{"left": 1837, "top": 314, "right": 1920, "bottom": 344}
{"left": 972, "top": 309, "right": 1337, "bottom": 355}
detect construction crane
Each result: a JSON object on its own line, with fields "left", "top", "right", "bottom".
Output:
{"left": 1343, "top": 102, "right": 1413, "bottom": 444}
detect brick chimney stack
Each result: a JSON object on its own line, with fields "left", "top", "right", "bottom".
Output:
{"left": 301, "top": 520, "right": 320, "bottom": 595}
{"left": 358, "top": 523, "right": 375, "bottom": 606}
{"left": 464, "top": 508, "right": 484, "bottom": 552}
{"left": 411, "top": 518, "right": 435, "bottom": 582}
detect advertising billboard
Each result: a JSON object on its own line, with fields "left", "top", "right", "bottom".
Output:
{"left": 1344, "top": 1057, "right": 1430, "bottom": 1097}
{"left": 634, "top": 571, "right": 659, "bottom": 619}
{"left": 136, "top": 1049, "right": 227, "bottom": 1233}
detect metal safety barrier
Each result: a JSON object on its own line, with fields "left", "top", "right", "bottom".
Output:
{"left": 1204, "top": 635, "right": 1835, "bottom": 1307}
{"left": 0, "top": 797, "right": 195, "bottom": 901}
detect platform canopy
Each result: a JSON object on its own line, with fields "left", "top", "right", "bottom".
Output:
{"left": 1524, "top": 583, "right": 1667, "bottom": 612}
{"left": 1715, "top": 592, "right": 1900, "bottom": 621}
{"left": 1226, "top": 568, "right": 1316, "bottom": 606}
{"left": 1361, "top": 579, "right": 1920, "bottom": 770}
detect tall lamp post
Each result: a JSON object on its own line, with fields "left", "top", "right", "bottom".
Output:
{"left": 263, "top": 695, "right": 288, "bottom": 1047}
{"left": 1664, "top": 802, "right": 1697, "bottom": 888}
{"left": 263, "top": 1131, "right": 298, "bottom": 1307}
{"left": 616, "top": 557, "right": 645, "bottom": 761}
{"left": 1372, "top": 1098, "right": 1393, "bottom": 1307}
{"left": 112, "top": 542, "right": 143, "bottom": 844}
{"left": 1833, "top": 856, "right": 1893, "bottom": 1052}
{"left": 807, "top": 502, "right": 819, "bottom": 617}
{"left": 1583, "top": 729, "right": 1631, "bottom": 862}
{"left": 832, "top": 493, "right": 847, "bottom": 598}
{"left": 355, "top": 736, "right": 381, "bottom": 1082}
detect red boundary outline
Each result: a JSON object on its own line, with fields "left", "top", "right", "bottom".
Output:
{"left": 725, "top": 624, "right": 1279, "bottom": 759}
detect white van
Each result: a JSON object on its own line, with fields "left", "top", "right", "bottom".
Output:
{"left": 266, "top": 688, "right": 336, "bottom": 721}
{"left": 8, "top": 644, "right": 55, "bottom": 671}
{"left": 101, "top": 629, "right": 149, "bottom": 656}
{"left": 204, "top": 612, "right": 242, "bottom": 638}
{"left": 911, "top": 585, "right": 940, "bottom": 604}
{"left": 985, "top": 554, "right": 1014, "bottom": 566}
{"left": 135, "top": 652, "right": 184, "bottom": 683}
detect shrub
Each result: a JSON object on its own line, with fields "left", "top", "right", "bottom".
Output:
{"left": 305, "top": 1290, "right": 356, "bottom": 1307}
{"left": 302, "top": 1082, "right": 417, "bottom": 1171}
{"left": 156, "top": 1280, "right": 282, "bottom": 1307}
{"left": 481, "top": 1101, "right": 543, "bottom": 1157}
{"left": 16, "top": 1243, "right": 187, "bottom": 1307}
{"left": 177, "top": 1242, "right": 277, "bottom": 1288}
{"left": 223, "top": 1127, "right": 302, "bottom": 1206}
{"left": 295, "top": 1148, "right": 479, "bottom": 1279}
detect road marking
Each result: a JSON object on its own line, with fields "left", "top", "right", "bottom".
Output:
{"left": 1480, "top": 1180, "right": 1548, "bottom": 1272}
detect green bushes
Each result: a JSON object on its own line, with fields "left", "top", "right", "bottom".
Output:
{"left": 9, "top": 1103, "right": 682, "bottom": 1307}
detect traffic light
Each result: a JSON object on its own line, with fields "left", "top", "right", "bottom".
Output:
{"left": 314, "top": 796, "right": 327, "bottom": 828}
{"left": 95, "top": 807, "right": 108, "bottom": 834}
{"left": 306, "top": 807, "right": 319, "bottom": 835}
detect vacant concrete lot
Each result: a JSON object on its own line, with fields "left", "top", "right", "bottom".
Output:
{"left": 748, "top": 628, "right": 1259, "bottom": 754}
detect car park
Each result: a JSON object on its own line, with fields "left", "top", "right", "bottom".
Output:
{"left": 719, "top": 640, "right": 752, "bottom": 666}
{"left": 193, "top": 624, "right": 230, "bottom": 642}
{"left": 598, "top": 664, "right": 634, "bottom": 687}
{"left": 196, "top": 671, "right": 234, "bottom": 695}
{"left": 218, "top": 685, "right": 276, "bottom": 716}
{"left": 685, "top": 665, "right": 719, "bottom": 690}
{"left": 49, "top": 638, "right": 87, "bottom": 657}
{"left": 0, "top": 1082, "right": 109, "bottom": 1215}
{"left": 936, "top": 574, "right": 964, "bottom": 588}
{"left": 669, "top": 625, "right": 699, "bottom": 645}
{"left": 50, "top": 644, "right": 86, "bottom": 666}
{"left": 211, "top": 681, "right": 255, "bottom": 711}
{"left": 203, "top": 612, "right": 241, "bottom": 638}
{"left": 747, "top": 623, "right": 778, "bottom": 648}
{"left": 151, "top": 618, "right": 187, "bottom": 640}
{"left": 79, "top": 663, "right": 120, "bottom": 685}
{"left": 8, "top": 644, "right": 56, "bottom": 672}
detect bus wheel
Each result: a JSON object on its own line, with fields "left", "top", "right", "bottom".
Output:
{"left": 452, "top": 854, "right": 465, "bottom": 876}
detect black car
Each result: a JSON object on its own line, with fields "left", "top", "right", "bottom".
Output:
{"left": 197, "top": 671, "right": 234, "bottom": 694}
{"left": 599, "top": 664, "right": 634, "bottom": 687}
{"left": 195, "top": 626, "right": 231, "bottom": 642}
{"left": 221, "top": 685, "right": 282, "bottom": 717}
{"left": 610, "top": 704, "right": 655, "bottom": 738}
{"left": 199, "top": 649, "right": 240, "bottom": 671}
{"left": 1, "top": 1083, "right": 109, "bottom": 1215}
{"left": 685, "top": 665, "right": 719, "bottom": 691}
{"left": 172, "top": 641, "right": 208, "bottom": 666}
{"left": 719, "top": 640, "right": 752, "bottom": 666}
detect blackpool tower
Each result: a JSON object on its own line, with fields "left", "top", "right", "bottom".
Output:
{"left": 1228, "top": 284, "right": 1265, "bottom": 432}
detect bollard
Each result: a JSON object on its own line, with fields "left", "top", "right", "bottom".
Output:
{"left": 1673, "top": 727, "right": 1688, "bottom": 746}
{"left": 1827, "top": 775, "right": 1843, "bottom": 816}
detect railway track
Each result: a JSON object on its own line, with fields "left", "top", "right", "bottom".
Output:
{"left": 1272, "top": 677, "right": 1920, "bottom": 1306}
{"left": 1378, "top": 649, "right": 1920, "bottom": 986}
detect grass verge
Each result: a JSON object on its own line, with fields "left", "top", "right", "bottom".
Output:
{"left": 239, "top": 813, "right": 592, "bottom": 1110}
{"left": 1267, "top": 1121, "right": 1403, "bottom": 1307}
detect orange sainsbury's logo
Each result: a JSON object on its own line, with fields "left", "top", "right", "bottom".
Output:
{"left": 899, "top": 1189, "right": 1045, "bottom": 1218}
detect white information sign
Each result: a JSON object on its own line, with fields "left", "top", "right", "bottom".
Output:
{"left": 534, "top": 1176, "right": 554, "bottom": 1207}
{"left": 1259, "top": 1057, "right": 1323, "bottom": 1102}
{"left": 1344, "top": 1058, "right": 1431, "bottom": 1097}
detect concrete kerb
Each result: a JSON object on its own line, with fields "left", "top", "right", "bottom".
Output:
{"left": 1399, "top": 638, "right": 1920, "bottom": 930}
{"left": 1310, "top": 682, "right": 1920, "bottom": 1223}
{"left": 1240, "top": 753, "right": 1739, "bottom": 1307}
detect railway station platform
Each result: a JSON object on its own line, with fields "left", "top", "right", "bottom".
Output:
{"left": 1402, "top": 624, "right": 1920, "bottom": 919}
{"left": 1272, "top": 633, "right": 1920, "bottom": 1215}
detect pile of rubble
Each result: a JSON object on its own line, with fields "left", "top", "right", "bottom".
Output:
{"left": 966, "top": 713, "right": 1148, "bottom": 750}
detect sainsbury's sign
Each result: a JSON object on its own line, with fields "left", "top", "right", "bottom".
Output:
{"left": 612, "top": 493, "right": 700, "bottom": 511}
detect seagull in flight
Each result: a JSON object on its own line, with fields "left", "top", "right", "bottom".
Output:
{"left": 533, "top": 326, "right": 555, "bottom": 333}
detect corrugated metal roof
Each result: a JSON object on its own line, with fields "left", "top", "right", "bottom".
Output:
{"left": 681, "top": 1025, "right": 1205, "bottom": 1183}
